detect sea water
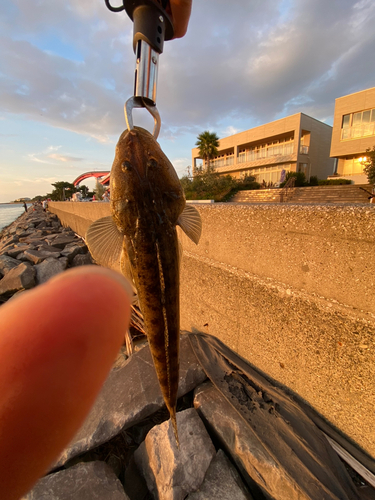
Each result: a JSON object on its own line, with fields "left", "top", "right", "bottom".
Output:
{"left": 0, "top": 204, "right": 28, "bottom": 232}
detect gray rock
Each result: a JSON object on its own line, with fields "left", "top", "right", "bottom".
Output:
{"left": 0, "top": 244, "right": 15, "bottom": 255}
{"left": 66, "top": 240, "right": 88, "bottom": 252}
{"left": 71, "top": 253, "right": 93, "bottom": 266}
{"left": 18, "top": 237, "right": 46, "bottom": 246}
{"left": 134, "top": 408, "right": 216, "bottom": 500}
{"left": 59, "top": 256, "right": 69, "bottom": 269}
{"left": 16, "top": 252, "right": 30, "bottom": 262}
{"left": 23, "top": 461, "right": 129, "bottom": 499}
{"left": 35, "top": 257, "right": 66, "bottom": 284}
{"left": 6, "top": 245, "right": 29, "bottom": 258}
{"left": 24, "top": 249, "right": 61, "bottom": 265}
{"left": 61, "top": 244, "right": 83, "bottom": 262}
{"left": 56, "top": 334, "right": 207, "bottom": 466}
{"left": 50, "top": 235, "right": 78, "bottom": 249}
{"left": 0, "top": 263, "right": 36, "bottom": 297}
{"left": 16, "top": 230, "right": 33, "bottom": 238}
{"left": 193, "top": 382, "right": 353, "bottom": 500}
{"left": 0, "top": 235, "right": 19, "bottom": 249}
{"left": 38, "top": 244, "right": 62, "bottom": 253}
{"left": 186, "top": 450, "right": 253, "bottom": 500}
{"left": 0, "top": 254, "right": 21, "bottom": 274}
{"left": 44, "top": 234, "right": 58, "bottom": 241}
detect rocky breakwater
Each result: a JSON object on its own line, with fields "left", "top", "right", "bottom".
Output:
{"left": 0, "top": 206, "right": 93, "bottom": 301}
{"left": 2, "top": 208, "right": 372, "bottom": 500}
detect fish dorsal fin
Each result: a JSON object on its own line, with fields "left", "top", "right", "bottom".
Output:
{"left": 86, "top": 216, "right": 123, "bottom": 272}
{"left": 177, "top": 204, "right": 202, "bottom": 245}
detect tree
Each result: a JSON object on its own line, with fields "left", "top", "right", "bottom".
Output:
{"left": 362, "top": 146, "right": 375, "bottom": 185}
{"left": 195, "top": 131, "right": 219, "bottom": 171}
{"left": 77, "top": 184, "right": 89, "bottom": 198}
{"left": 47, "top": 181, "right": 77, "bottom": 201}
{"left": 94, "top": 180, "right": 105, "bottom": 200}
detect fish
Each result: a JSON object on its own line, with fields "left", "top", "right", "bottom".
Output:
{"left": 85, "top": 126, "right": 202, "bottom": 445}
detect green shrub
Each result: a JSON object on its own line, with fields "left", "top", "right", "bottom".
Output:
{"left": 181, "top": 171, "right": 260, "bottom": 202}
{"left": 318, "top": 179, "right": 352, "bottom": 185}
{"left": 309, "top": 176, "right": 319, "bottom": 186}
{"left": 280, "top": 171, "right": 307, "bottom": 188}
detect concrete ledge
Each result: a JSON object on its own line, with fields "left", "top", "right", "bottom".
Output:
{"left": 49, "top": 201, "right": 375, "bottom": 458}
{"left": 49, "top": 202, "right": 110, "bottom": 237}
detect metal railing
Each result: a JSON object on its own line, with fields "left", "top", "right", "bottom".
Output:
{"left": 341, "top": 123, "right": 375, "bottom": 140}
{"left": 279, "top": 175, "right": 296, "bottom": 202}
{"left": 299, "top": 145, "right": 309, "bottom": 154}
{"left": 238, "top": 144, "right": 294, "bottom": 163}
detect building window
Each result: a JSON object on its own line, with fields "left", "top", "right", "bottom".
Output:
{"left": 341, "top": 109, "right": 375, "bottom": 140}
{"left": 341, "top": 157, "right": 366, "bottom": 176}
{"left": 240, "top": 164, "right": 291, "bottom": 185}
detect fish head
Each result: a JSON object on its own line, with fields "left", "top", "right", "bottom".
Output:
{"left": 110, "top": 127, "right": 185, "bottom": 233}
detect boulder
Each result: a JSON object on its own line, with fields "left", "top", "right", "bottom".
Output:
{"left": 23, "top": 461, "right": 130, "bottom": 499}
{"left": 6, "top": 245, "right": 29, "bottom": 258}
{"left": 51, "top": 235, "right": 78, "bottom": 249}
{"left": 71, "top": 253, "right": 93, "bottom": 266}
{"left": 55, "top": 334, "right": 207, "bottom": 467}
{"left": 194, "top": 382, "right": 356, "bottom": 500}
{"left": 0, "top": 254, "right": 21, "bottom": 274}
{"left": 0, "top": 244, "right": 15, "bottom": 256}
{"left": 0, "top": 235, "right": 19, "bottom": 249}
{"left": 59, "top": 257, "right": 69, "bottom": 269}
{"left": 18, "top": 237, "right": 46, "bottom": 247}
{"left": 38, "top": 244, "right": 62, "bottom": 254}
{"left": 0, "top": 263, "right": 36, "bottom": 297}
{"left": 16, "top": 252, "right": 31, "bottom": 262}
{"left": 186, "top": 449, "right": 253, "bottom": 500}
{"left": 60, "top": 244, "right": 83, "bottom": 262}
{"left": 134, "top": 408, "right": 215, "bottom": 500}
{"left": 24, "top": 249, "right": 61, "bottom": 265}
{"left": 35, "top": 257, "right": 66, "bottom": 284}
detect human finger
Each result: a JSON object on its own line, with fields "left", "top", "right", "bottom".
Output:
{"left": 169, "top": 0, "right": 192, "bottom": 38}
{"left": 0, "top": 266, "right": 132, "bottom": 500}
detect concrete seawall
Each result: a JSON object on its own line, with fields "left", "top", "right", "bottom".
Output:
{"left": 49, "top": 201, "right": 375, "bottom": 458}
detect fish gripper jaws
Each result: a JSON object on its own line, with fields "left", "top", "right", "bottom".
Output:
{"left": 124, "top": 96, "right": 161, "bottom": 139}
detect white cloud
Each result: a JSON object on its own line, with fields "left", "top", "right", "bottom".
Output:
{"left": 1, "top": 0, "right": 375, "bottom": 201}
{"left": 48, "top": 153, "right": 83, "bottom": 162}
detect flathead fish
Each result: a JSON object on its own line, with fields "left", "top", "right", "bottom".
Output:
{"left": 86, "top": 127, "right": 202, "bottom": 444}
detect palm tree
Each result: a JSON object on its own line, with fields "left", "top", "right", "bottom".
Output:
{"left": 195, "top": 131, "right": 219, "bottom": 172}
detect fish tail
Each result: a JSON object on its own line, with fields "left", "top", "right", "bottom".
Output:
{"left": 170, "top": 409, "right": 180, "bottom": 448}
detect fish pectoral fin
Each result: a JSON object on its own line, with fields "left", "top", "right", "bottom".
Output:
{"left": 85, "top": 216, "right": 123, "bottom": 271}
{"left": 177, "top": 205, "right": 202, "bottom": 245}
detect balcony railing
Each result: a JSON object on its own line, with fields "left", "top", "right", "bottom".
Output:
{"left": 210, "top": 156, "right": 234, "bottom": 168}
{"left": 299, "top": 145, "right": 309, "bottom": 154}
{"left": 341, "top": 123, "right": 375, "bottom": 140}
{"left": 238, "top": 144, "right": 294, "bottom": 163}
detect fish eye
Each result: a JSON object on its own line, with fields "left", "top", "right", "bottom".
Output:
{"left": 147, "top": 158, "right": 158, "bottom": 169}
{"left": 121, "top": 161, "right": 132, "bottom": 172}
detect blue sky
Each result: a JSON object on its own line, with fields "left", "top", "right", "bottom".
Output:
{"left": 1, "top": 0, "right": 375, "bottom": 202}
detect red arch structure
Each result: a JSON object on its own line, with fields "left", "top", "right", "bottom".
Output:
{"left": 73, "top": 171, "right": 110, "bottom": 187}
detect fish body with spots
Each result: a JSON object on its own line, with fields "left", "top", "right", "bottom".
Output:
{"left": 86, "top": 127, "right": 202, "bottom": 444}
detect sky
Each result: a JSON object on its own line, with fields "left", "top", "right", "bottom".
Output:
{"left": 1, "top": 0, "right": 375, "bottom": 203}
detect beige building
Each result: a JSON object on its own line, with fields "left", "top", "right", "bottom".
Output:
{"left": 330, "top": 87, "right": 375, "bottom": 184}
{"left": 192, "top": 113, "right": 335, "bottom": 185}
